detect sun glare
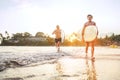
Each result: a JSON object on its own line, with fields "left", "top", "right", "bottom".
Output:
{"left": 69, "top": 34, "right": 77, "bottom": 42}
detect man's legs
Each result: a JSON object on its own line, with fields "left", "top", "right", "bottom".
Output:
{"left": 91, "top": 42, "right": 95, "bottom": 58}
{"left": 85, "top": 42, "right": 89, "bottom": 57}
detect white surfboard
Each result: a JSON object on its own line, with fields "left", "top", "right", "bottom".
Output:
{"left": 77, "top": 26, "right": 98, "bottom": 42}
{"left": 61, "top": 29, "right": 65, "bottom": 43}
{"left": 84, "top": 26, "right": 98, "bottom": 42}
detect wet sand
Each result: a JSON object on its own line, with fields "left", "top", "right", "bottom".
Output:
{"left": 0, "top": 46, "right": 120, "bottom": 80}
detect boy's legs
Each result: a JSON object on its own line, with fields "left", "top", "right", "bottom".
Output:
{"left": 56, "top": 42, "right": 60, "bottom": 52}
{"left": 57, "top": 41, "right": 60, "bottom": 52}
{"left": 55, "top": 39, "right": 58, "bottom": 47}
{"left": 57, "top": 38, "right": 61, "bottom": 52}
{"left": 55, "top": 38, "right": 61, "bottom": 52}
{"left": 55, "top": 39, "right": 59, "bottom": 52}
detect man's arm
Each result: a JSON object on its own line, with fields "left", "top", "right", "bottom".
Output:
{"left": 82, "top": 26, "right": 85, "bottom": 36}
{"left": 96, "top": 26, "right": 99, "bottom": 36}
{"left": 94, "top": 22, "right": 99, "bottom": 35}
{"left": 82, "top": 24, "right": 86, "bottom": 41}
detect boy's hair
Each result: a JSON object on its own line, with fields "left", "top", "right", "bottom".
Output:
{"left": 87, "top": 14, "right": 93, "bottom": 18}
{"left": 56, "top": 25, "right": 60, "bottom": 29}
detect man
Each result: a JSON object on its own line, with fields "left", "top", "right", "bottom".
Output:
{"left": 82, "top": 14, "right": 98, "bottom": 59}
{"left": 52, "top": 25, "right": 61, "bottom": 52}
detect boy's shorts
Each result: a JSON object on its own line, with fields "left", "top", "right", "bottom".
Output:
{"left": 55, "top": 38, "right": 61, "bottom": 43}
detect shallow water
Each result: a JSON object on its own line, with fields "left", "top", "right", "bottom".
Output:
{"left": 0, "top": 46, "right": 120, "bottom": 80}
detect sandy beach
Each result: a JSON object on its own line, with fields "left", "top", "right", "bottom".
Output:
{"left": 0, "top": 46, "right": 120, "bottom": 80}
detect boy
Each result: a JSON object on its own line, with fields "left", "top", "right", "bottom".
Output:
{"left": 82, "top": 14, "right": 98, "bottom": 59}
{"left": 52, "top": 25, "right": 61, "bottom": 52}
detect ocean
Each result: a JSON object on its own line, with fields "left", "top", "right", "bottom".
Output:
{"left": 0, "top": 46, "right": 120, "bottom": 80}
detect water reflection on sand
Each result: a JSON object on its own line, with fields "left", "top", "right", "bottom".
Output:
{"left": 0, "top": 47, "right": 120, "bottom": 80}
{"left": 55, "top": 56, "right": 97, "bottom": 80}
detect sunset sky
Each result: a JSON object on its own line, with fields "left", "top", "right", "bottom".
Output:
{"left": 0, "top": 0, "right": 120, "bottom": 37}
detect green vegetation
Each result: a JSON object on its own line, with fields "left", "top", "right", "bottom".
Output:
{"left": 96, "top": 33, "right": 120, "bottom": 46}
{"left": 0, "top": 32, "right": 120, "bottom": 46}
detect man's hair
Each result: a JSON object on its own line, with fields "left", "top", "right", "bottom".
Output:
{"left": 56, "top": 25, "right": 59, "bottom": 27}
{"left": 87, "top": 14, "right": 93, "bottom": 18}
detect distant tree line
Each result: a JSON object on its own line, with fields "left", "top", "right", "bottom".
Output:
{"left": 62, "top": 33, "right": 120, "bottom": 46}
{"left": 96, "top": 33, "right": 120, "bottom": 46}
{"left": 1, "top": 32, "right": 54, "bottom": 46}
{"left": 0, "top": 32, "right": 120, "bottom": 46}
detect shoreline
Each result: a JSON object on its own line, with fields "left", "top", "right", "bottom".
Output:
{"left": 0, "top": 46, "right": 120, "bottom": 80}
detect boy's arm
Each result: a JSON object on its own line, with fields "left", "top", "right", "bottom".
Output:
{"left": 52, "top": 30, "right": 55, "bottom": 35}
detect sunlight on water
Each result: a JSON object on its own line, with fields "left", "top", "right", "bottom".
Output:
{"left": 0, "top": 46, "right": 120, "bottom": 80}
{"left": 56, "top": 57, "right": 96, "bottom": 80}
{"left": 57, "top": 57, "right": 86, "bottom": 75}
{"left": 0, "top": 57, "right": 97, "bottom": 80}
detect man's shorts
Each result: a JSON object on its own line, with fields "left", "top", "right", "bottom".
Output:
{"left": 55, "top": 38, "right": 61, "bottom": 43}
